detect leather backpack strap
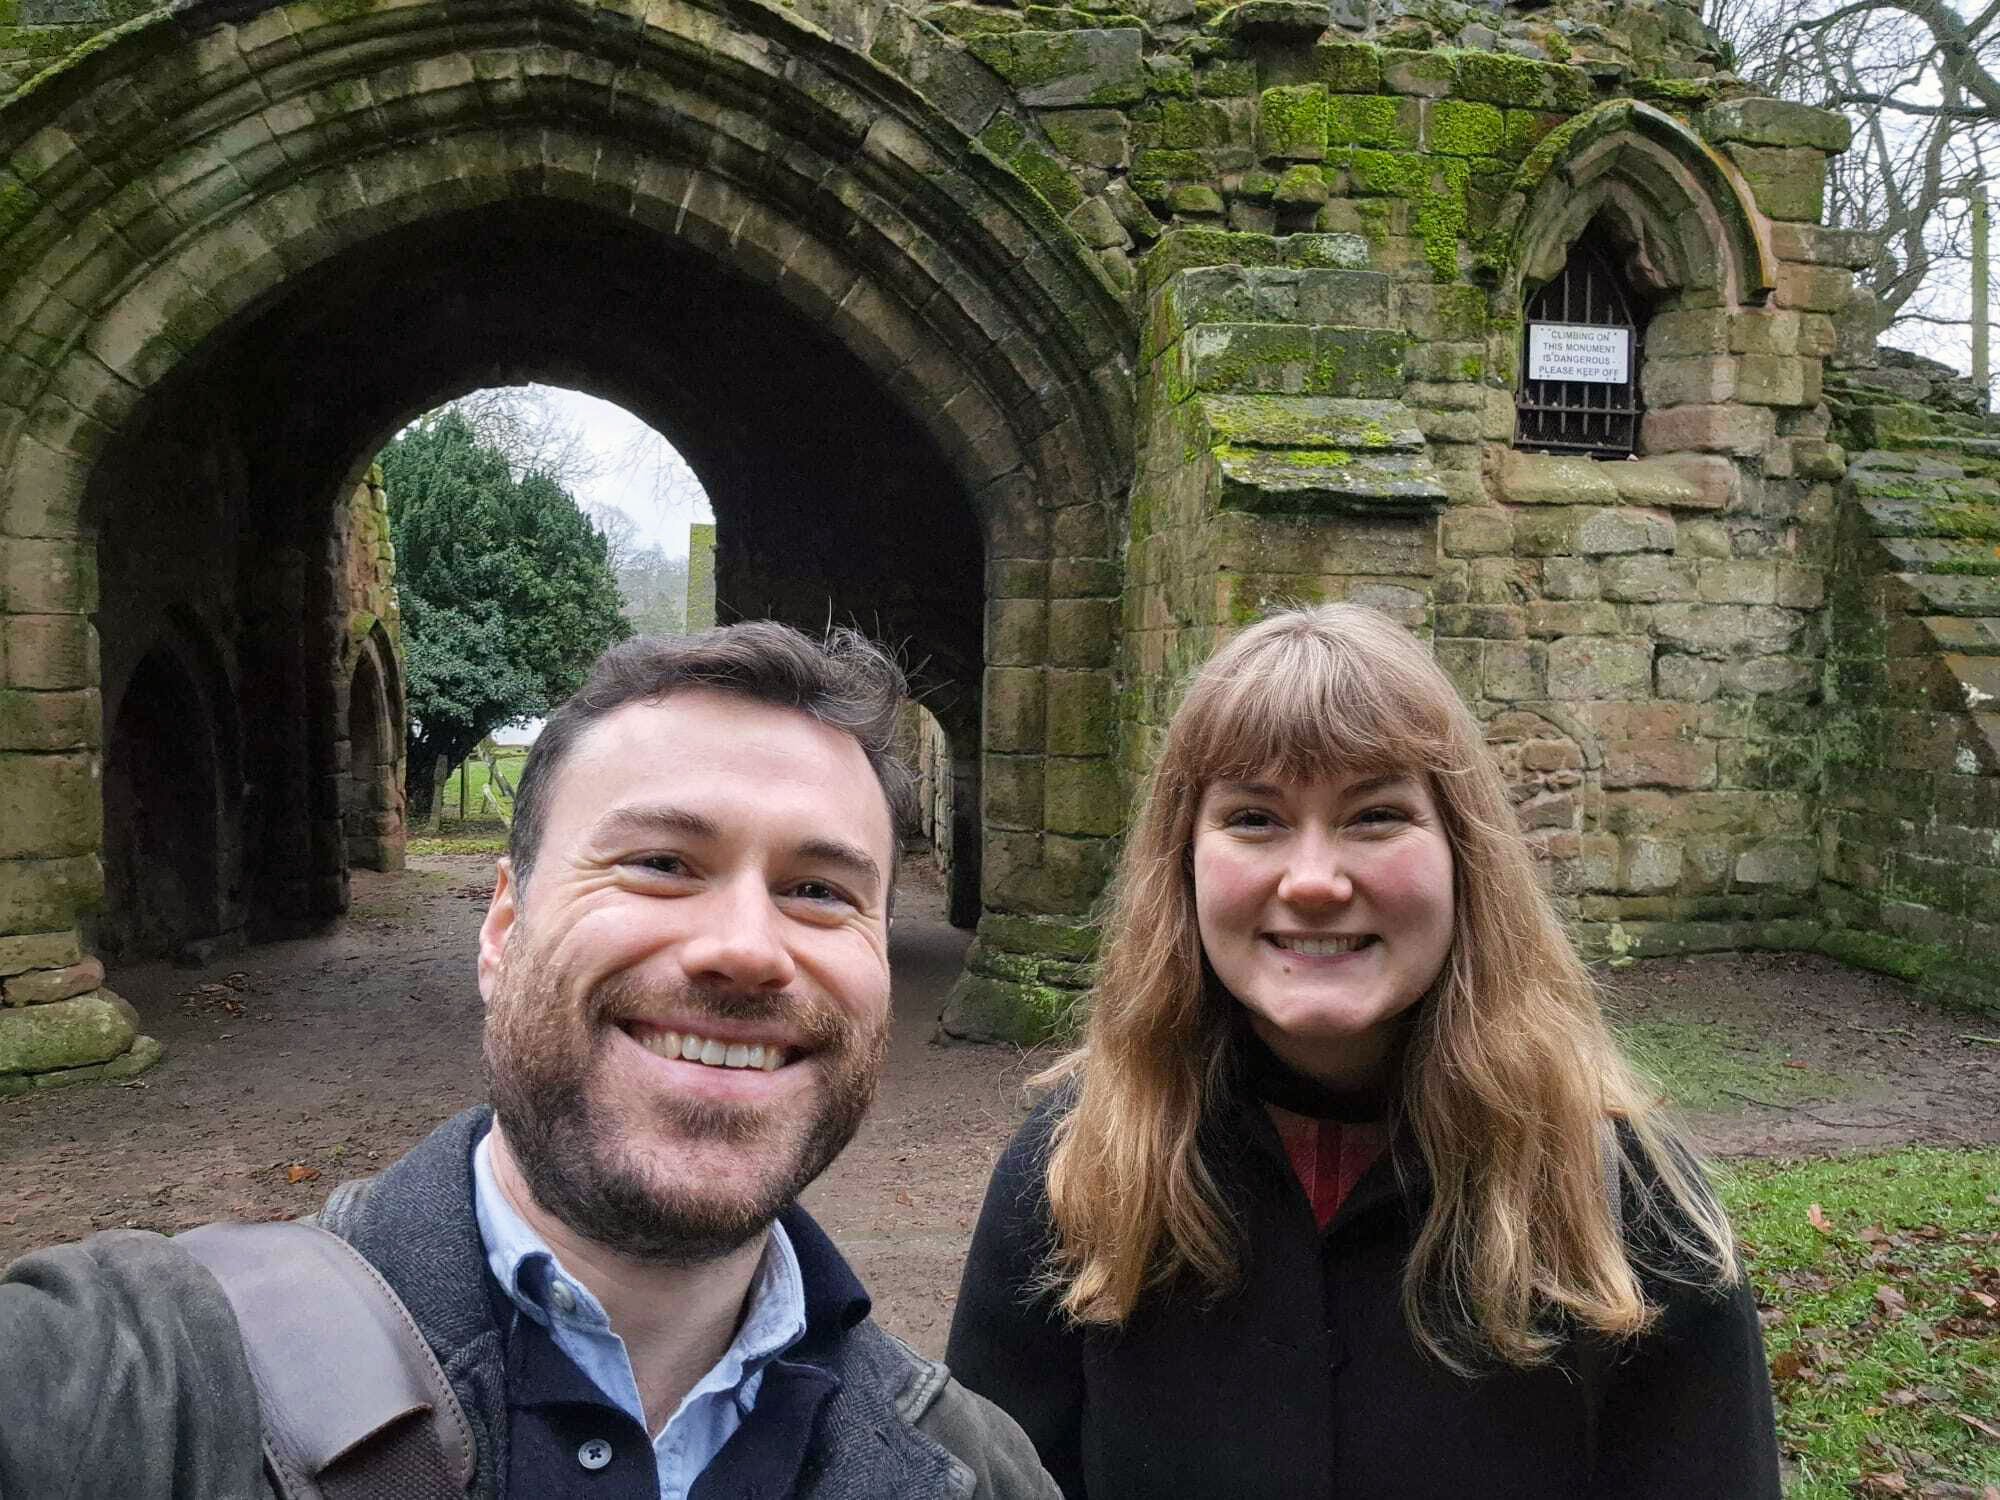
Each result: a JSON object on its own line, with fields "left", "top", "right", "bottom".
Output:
{"left": 177, "top": 1221, "right": 476, "bottom": 1500}
{"left": 1598, "top": 1124, "right": 1625, "bottom": 1242}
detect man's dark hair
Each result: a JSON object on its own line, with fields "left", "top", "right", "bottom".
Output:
{"left": 509, "top": 622, "right": 917, "bottom": 887}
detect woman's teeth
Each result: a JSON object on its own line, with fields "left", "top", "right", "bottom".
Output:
{"left": 1271, "top": 935, "right": 1374, "bottom": 956}
{"left": 634, "top": 1028, "right": 784, "bottom": 1071}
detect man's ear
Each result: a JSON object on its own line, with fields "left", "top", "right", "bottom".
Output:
{"left": 477, "top": 858, "right": 518, "bottom": 1005}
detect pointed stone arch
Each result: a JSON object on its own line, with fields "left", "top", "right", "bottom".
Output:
{"left": 1484, "top": 100, "right": 1777, "bottom": 315}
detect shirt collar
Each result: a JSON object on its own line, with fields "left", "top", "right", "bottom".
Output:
{"left": 470, "top": 1128, "right": 808, "bottom": 1373}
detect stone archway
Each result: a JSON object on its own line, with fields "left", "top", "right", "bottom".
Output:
{"left": 0, "top": 0, "right": 1133, "bottom": 1080}
{"left": 97, "top": 620, "right": 236, "bottom": 963}
{"left": 343, "top": 627, "right": 402, "bottom": 874}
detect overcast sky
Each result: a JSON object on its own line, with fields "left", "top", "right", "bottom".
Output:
{"left": 535, "top": 384, "right": 715, "bottom": 560}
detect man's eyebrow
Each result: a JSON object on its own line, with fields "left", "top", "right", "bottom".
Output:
{"left": 591, "top": 804, "right": 722, "bottom": 845}
{"left": 794, "top": 838, "right": 885, "bottom": 898}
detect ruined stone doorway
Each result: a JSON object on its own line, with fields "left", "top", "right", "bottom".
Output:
{"left": 99, "top": 646, "right": 225, "bottom": 963}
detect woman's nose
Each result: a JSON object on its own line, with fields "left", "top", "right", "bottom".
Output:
{"left": 1276, "top": 833, "right": 1353, "bottom": 907}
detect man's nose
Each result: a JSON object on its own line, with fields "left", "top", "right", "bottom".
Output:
{"left": 676, "top": 875, "right": 798, "bottom": 991}
{"left": 1277, "top": 831, "right": 1354, "bottom": 907}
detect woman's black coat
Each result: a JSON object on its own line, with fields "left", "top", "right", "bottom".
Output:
{"left": 945, "top": 1091, "right": 1782, "bottom": 1500}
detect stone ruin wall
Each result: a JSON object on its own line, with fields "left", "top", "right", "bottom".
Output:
{"left": 0, "top": 0, "right": 1991, "bottom": 1085}
{"left": 333, "top": 465, "right": 405, "bottom": 877}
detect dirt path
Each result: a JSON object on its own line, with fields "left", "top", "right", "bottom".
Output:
{"left": 2, "top": 857, "right": 1995, "bottom": 1354}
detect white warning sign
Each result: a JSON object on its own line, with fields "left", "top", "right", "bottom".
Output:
{"left": 1527, "top": 322, "right": 1630, "bottom": 384}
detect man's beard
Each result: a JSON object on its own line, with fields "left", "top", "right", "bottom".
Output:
{"left": 486, "top": 955, "right": 886, "bottom": 1266}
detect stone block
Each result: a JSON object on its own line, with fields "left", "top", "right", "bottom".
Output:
{"left": 28, "top": 1033, "right": 163, "bottom": 1090}
{"left": 1734, "top": 840, "right": 1818, "bottom": 890}
{"left": 1546, "top": 636, "right": 1653, "bottom": 699}
{"left": 1604, "top": 740, "right": 1718, "bottom": 790}
{"left": 0, "top": 690, "right": 99, "bottom": 752}
{"left": 1496, "top": 450, "right": 1617, "bottom": 506}
{"left": 1258, "top": 84, "right": 1328, "bottom": 160}
{"left": 1433, "top": 605, "right": 1524, "bottom": 639}
{"left": 1650, "top": 604, "right": 1802, "bottom": 658}
{"left": 1539, "top": 557, "right": 1600, "bottom": 600}
{"left": 1440, "top": 507, "right": 1513, "bottom": 557}
{"left": 1575, "top": 509, "right": 1674, "bottom": 555}
{"left": 3, "top": 956, "right": 103, "bottom": 1007}
{"left": 1610, "top": 454, "right": 1737, "bottom": 512}
{"left": 1425, "top": 100, "right": 1505, "bottom": 157}
{"left": 967, "top": 30, "right": 1149, "bottom": 108}
{"left": 1775, "top": 262, "right": 1853, "bottom": 313}
{"left": 1766, "top": 222, "right": 1875, "bottom": 268}
{"left": 1722, "top": 656, "right": 1814, "bottom": 698}
{"left": 1482, "top": 641, "right": 1545, "bottom": 701}
{"left": 1292, "top": 270, "right": 1397, "bottom": 328}
{"left": 1617, "top": 838, "right": 1683, "bottom": 895}
{"left": 1642, "top": 356, "right": 1737, "bottom": 408}
{"left": 1381, "top": 48, "right": 1456, "bottom": 97}
{"left": 1041, "top": 833, "right": 1118, "bottom": 912}
{"left": 0, "top": 539, "right": 96, "bottom": 615}
{"left": 1324, "top": 94, "right": 1421, "bottom": 150}
{"left": 1646, "top": 309, "right": 1731, "bottom": 357}
{"left": 1043, "top": 110, "right": 1132, "bottom": 169}
{"left": 1527, "top": 601, "right": 1620, "bottom": 637}
{"left": 0, "top": 753, "right": 100, "bottom": 860}
{"left": 1641, "top": 404, "right": 1776, "bottom": 457}
{"left": 1735, "top": 355, "right": 1819, "bottom": 409}
{"left": 987, "top": 597, "right": 1047, "bottom": 665}
{"left": 1044, "top": 758, "right": 1124, "bottom": 836}
{"left": 984, "top": 755, "right": 1045, "bottom": 831}
{"left": 0, "top": 992, "right": 135, "bottom": 1075}
{"left": 984, "top": 667, "right": 1046, "bottom": 754}
{"left": 1699, "top": 98, "right": 1851, "bottom": 153}
{"left": 1655, "top": 654, "right": 1721, "bottom": 701}
{"left": 1602, "top": 556, "right": 1697, "bottom": 604}
{"left": 1776, "top": 563, "right": 1825, "bottom": 608}
{"left": 1046, "top": 670, "right": 1116, "bottom": 755}
{"left": 0, "top": 931, "right": 81, "bottom": 979}
{"left": 1050, "top": 558, "right": 1121, "bottom": 598}
{"left": 1722, "top": 144, "right": 1826, "bottom": 222}
{"left": 1697, "top": 560, "right": 1778, "bottom": 605}
{"left": 1048, "top": 599, "right": 1117, "bottom": 667}
{"left": 0, "top": 614, "right": 98, "bottom": 692}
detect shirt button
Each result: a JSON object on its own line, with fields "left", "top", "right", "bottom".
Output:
{"left": 577, "top": 1438, "right": 613, "bottom": 1471}
{"left": 549, "top": 1280, "right": 577, "bottom": 1315}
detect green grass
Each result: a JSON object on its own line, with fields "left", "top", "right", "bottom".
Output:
{"left": 1720, "top": 1149, "right": 2000, "bottom": 1497}
{"left": 1619, "top": 1018, "right": 1852, "bottom": 1113}
{"left": 438, "top": 748, "right": 526, "bottom": 822}
{"left": 406, "top": 826, "right": 509, "bottom": 856}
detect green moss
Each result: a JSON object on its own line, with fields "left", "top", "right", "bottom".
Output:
{"left": 979, "top": 113, "right": 1029, "bottom": 157}
{"left": 1427, "top": 98, "right": 1505, "bottom": 156}
{"left": 1501, "top": 108, "right": 1559, "bottom": 162}
{"left": 0, "top": 176, "right": 39, "bottom": 242}
{"left": 1010, "top": 144, "right": 1085, "bottom": 214}
{"left": 1257, "top": 83, "right": 1326, "bottom": 158}
{"left": 1815, "top": 928, "right": 1951, "bottom": 985}
{"left": 1926, "top": 503, "right": 2000, "bottom": 540}
{"left": 1325, "top": 92, "right": 1417, "bottom": 149}
{"left": 1197, "top": 56, "right": 1257, "bottom": 97}
{"left": 922, "top": 3, "right": 1027, "bottom": 36}
{"left": 967, "top": 30, "right": 1090, "bottom": 88}
{"left": 1314, "top": 40, "right": 1382, "bottom": 93}
{"left": 1344, "top": 147, "right": 1429, "bottom": 196}
{"left": 1152, "top": 98, "right": 1235, "bottom": 148}
{"left": 1929, "top": 553, "right": 2000, "bottom": 576}
{"left": 1133, "top": 146, "right": 1209, "bottom": 178}
{"left": 1633, "top": 75, "right": 1718, "bottom": 106}
{"left": 1454, "top": 49, "right": 1591, "bottom": 112}
{"left": 1215, "top": 443, "right": 1354, "bottom": 465}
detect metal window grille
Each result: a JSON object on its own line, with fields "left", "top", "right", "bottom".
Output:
{"left": 1515, "top": 233, "right": 1645, "bottom": 459}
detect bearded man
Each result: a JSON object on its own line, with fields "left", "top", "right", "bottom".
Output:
{"left": 0, "top": 623, "right": 1057, "bottom": 1500}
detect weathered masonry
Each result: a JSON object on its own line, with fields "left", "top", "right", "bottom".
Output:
{"left": 0, "top": 0, "right": 1993, "bottom": 1090}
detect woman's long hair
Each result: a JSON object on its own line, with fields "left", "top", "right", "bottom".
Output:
{"left": 1039, "top": 604, "right": 1737, "bottom": 1369}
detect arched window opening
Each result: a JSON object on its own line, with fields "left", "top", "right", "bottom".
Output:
{"left": 1516, "top": 228, "right": 1649, "bottom": 459}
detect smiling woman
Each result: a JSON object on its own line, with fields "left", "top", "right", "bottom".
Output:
{"left": 947, "top": 603, "right": 1785, "bottom": 1500}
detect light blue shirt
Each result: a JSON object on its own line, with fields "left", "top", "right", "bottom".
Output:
{"left": 471, "top": 1131, "right": 808, "bottom": 1500}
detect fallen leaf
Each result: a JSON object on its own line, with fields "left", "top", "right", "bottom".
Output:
{"left": 284, "top": 1164, "right": 320, "bottom": 1185}
{"left": 1883, "top": 1387, "right": 1919, "bottom": 1407}
{"left": 1874, "top": 1284, "right": 1909, "bottom": 1318}
{"left": 1771, "top": 1349, "right": 1806, "bottom": 1382}
{"left": 1859, "top": 1474, "right": 1909, "bottom": 1495}
{"left": 1958, "top": 1409, "right": 2000, "bottom": 1441}
{"left": 1782, "top": 1059, "right": 1810, "bottom": 1069}
{"left": 1809, "top": 1202, "right": 1835, "bottom": 1235}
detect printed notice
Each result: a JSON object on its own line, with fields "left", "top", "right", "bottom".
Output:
{"left": 1527, "top": 322, "right": 1630, "bottom": 384}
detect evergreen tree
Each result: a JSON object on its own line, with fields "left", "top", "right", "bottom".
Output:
{"left": 382, "top": 411, "right": 630, "bottom": 820}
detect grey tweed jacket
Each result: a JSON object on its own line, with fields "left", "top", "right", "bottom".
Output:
{"left": 0, "top": 1107, "right": 1057, "bottom": 1500}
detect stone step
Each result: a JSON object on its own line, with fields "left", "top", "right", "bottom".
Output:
{"left": 1942, "top": 654, "right": 2000, "bottom": 708}
{"left": 1882, "top": 572, "right": 2000, "bottom": 617}
{"left": 1923, "top": 616, "right": 2000, "bottom": 657}
{"left": 1857, "top": 496, "right": 2000, "bottom": 540}
{"left": 1217, "top": 447, "right": 1447, "bottom": 516}
{"left": 1876, "top": 537, "right": 2000, "bottom": 575}
{"left": 1181, "top": 323, "right": 1406, "bottom": 400}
